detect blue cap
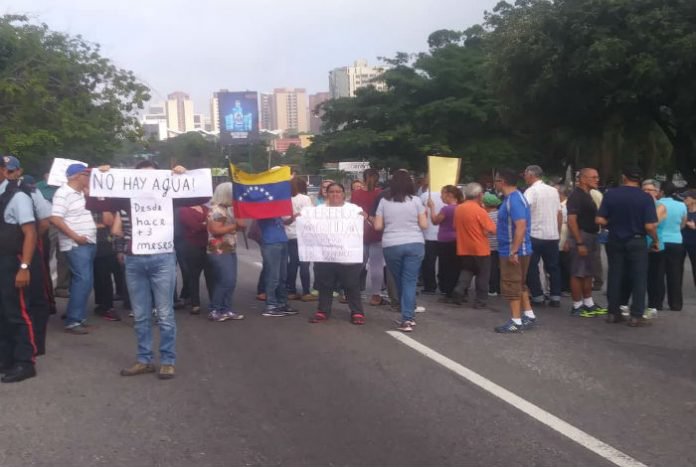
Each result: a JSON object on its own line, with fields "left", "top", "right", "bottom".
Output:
{"left": 66, "top": 163, "right": 89, "bottom": 178}
{"left": 1, "top": 155, "right": 21, "bottom": 171}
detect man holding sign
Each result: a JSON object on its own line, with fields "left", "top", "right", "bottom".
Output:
{"left": 297, "top": 183, "right": 366, "bottom": 325}
{"left": 87, "top": 160, "right": 211, "bottom": 380}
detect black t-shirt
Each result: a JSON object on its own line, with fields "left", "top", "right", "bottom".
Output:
{"left": 567, "top": 188, "right": 598, "bottom": 234}
{"left": 597, "top": 186, "right": 658, "bottom": 241}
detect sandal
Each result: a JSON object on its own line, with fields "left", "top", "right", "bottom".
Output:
{"left": 351, "top": 313, "right": 366, "bottom": 325}
{"left": 309, "top": 311, "right": 328, "bottom": 323}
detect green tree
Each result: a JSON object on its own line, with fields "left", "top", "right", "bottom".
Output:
{"left": 0, "top": 15, "right": 150, "bottom": 173}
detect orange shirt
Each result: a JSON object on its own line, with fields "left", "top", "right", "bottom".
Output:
{"left": 454, "top": 200, "right": 497, "bottom": 256}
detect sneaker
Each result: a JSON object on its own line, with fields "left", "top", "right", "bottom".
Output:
{"left": 396, "top": 321, "right": 413, "bottom": 332}
{"left": 301, "top": 294, "right": 317, "bottom": 302}
{"left": 128, "top": 311, "right": 134, "bottom": 318}
{"left": 571, "top": 306, "right": 594, "bottom": 318}
{"left": 584, "top": 304, "right": 607, "bottom": 316}
{"left": 64, "top": 324, "right": 89, "bottom": 335}
{"left": 643, "top": 308, "right": 658, "bottom": 319}
{"left": 224, "top": 311, "right": 245, "bottom": 320}
{"left": 208, "top": 310, "right": 223, "bottom": 321}
{"left": 262, "top": 308, "right": 287, "bottom": 317}
{"left": 281, "top": 305, "right": 299, "bottom": 316}
{"left": 521, "top": 315, "right": 536, "bottom": 328}
{"left": 102, "top": 309, "right": 121, "bottom": 321}
{"left": 158, "top": 364, "right": 175, "bottom": 380}
{"left": 415, "top": 306, "right": 426, "bottom": 313}
{"left": 120, "top": 362, "right": 156, "bottom": 376}
{"left": 494, "top": 319, "right": 523, "bottom": 333}
{"left": 488, "top": 292, "right": 499, "bottom": 297}
{"left": 190, "top": 306, "right": 201, "bottom": 315}
{"left": 213, "top": 311, "right": 230, "bottom": 322}
{"left": 620, "top": 305, "right": 630, "bottom": 317}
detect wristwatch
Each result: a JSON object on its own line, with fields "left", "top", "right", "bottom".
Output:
{"left": 19, "top": 263, "right": 29, "bottom": 270}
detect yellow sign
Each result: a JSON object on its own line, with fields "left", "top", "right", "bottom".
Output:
{"left": 427, "top": 155, "right": 461, "bottom": 194}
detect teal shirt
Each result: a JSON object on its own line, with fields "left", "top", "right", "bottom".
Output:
{"left": 660, "top": 197, "right": 687, "bottom": 244}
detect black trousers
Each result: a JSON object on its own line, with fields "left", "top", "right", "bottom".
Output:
{"left": 437, "top": 241, "right": 459, "bottom": 295}
{"left": 607, "top": 237, "right": 648, "bottom": 317}
{"left": 684, "top": 244, "right": 696, "bottom": 288}
{"left": 421, "top": 240, "right": 439, "bottom": 292}
{"left": 455, "top": 255, "right": 491, "bottom": 303}
{"left": 663, "top": 243, "right": 684, "bottom": 311}
{"left": 27, "top": 251, "right": 50, "bottom": 355}
{"left": 314, "top": 262, "right": 363, "bottom": 316}
{"left": 183, "top": 243, "right": 212, "bottom": 307}
{"left": 94, "top": 253, "right": 118, "bottom": 309}
{"left": 489, "top": 251, "right": 500, "bottom": 294}
{"left": 559, "top": 250, "right": 572, "bottom": 293}
{"left": 0, "top": 255, "right": 35, "bottom": 365}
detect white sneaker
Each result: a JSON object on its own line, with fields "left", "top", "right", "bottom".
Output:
{"left": 620, "top": 305, "right": 630, "bottom": 317}
{"left": 643, "top": 308, "right": 658, "bottom": 320}
{"left": 415, "top": 306, "right": 426, "bottom": 313}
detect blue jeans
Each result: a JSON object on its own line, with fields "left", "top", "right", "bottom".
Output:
{"left": 207, "top": 253, "right": 237, "bottom": 312}
{"left": 286, "top": 239, "right": 310, "bottom": 295}
{"left": 383, "top": 243, "right": 425, "bottom": 322}
{"left": 125, "top": 253, "right": 177, "bottom": 365}
{"left": 527, "top": 238, "right": 561, "bottom": 302}
{"left": 261, "top": 242, "right": 288, "bottom": 309}
{"left": 64, "top": 244, "right": 96, "bottom": 327}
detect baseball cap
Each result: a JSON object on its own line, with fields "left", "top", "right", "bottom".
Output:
{"left": 0, "top": 155, "right": 21, "bottom": 171}
{"left": 66, "top": 163, "right": 89, "bottom": 178}
{"left": 683, "top": 190, "right": 696, "bottom": 200}
{"left": 621, "top": 164, "right": 643, "bottom": 181}
{"left": 483, "top": 192, "right": 501, "bottom": 207}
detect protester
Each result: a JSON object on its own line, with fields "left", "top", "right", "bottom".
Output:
{"left": 556, "top": 184, "right": 571, "bottom": 297}
{"left": 483, "top": 193, "right": 501, "bottom": 296}
{"left": 420, "top": 177, "right": 444, "bottom": 295}
{"left": 92, "top": 210, "right": 121, "bottom": 321}
{"left": 451, "top": 183, "right": 496, "bottom": 309}
{"left": 178, "top": 203, "right": 212, "bottom": 314}
{"left": 654, "top": 181, "right": 686, "bottom": 311}
{"left": 428, "top": 185, "right": 462, "bottom": 302}
{"left": 0, "top": 156, "right": 38, "bottom": 383}
{"left": 523, "top": 165, "right": 562, "bottom": 307}
{"left": 374, "top": 170, "right": 428, "bottom": 333}
{"left": 315, "top": 179, "right": 334, "bottom": 206}
{"left": 50, "top": 163, "right": 97, "bottom": 335}
{"left": 642, "top": 179, "right": 668, "bottom": 316}
{"left": 351, "top": 169, "right": 387, "bottom": 306}
{"left": 259, "top": 215, "right": 297, "bottom": 317}
{"left": 206, "top": 182, "right": 244, "bottom": 322}
{"left": 350, "top": 179, "right": 364, "bottom": 194}
{"left": 308, "top": 183, "right": 366, "bottom": 324}
{"left": 494, "top": 169, "right": 535, "bottom": 333}
{"left": 285, "top": 177, "right": 313, "bottom": 301}
{"left": 596, "top": 166, "right": 658, "bottom": 327}
{"left": 565, "top": 168, "right": 607, "bottom": 317}
{"left": 682, "top": 190, "right": 696, "bottom": 288}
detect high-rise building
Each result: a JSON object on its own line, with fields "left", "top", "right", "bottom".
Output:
{"left": 329, "top": 59, "right": 386, "bottom": 99}
{"left": 142, "top": 104, "right": 168, "bottom": 140}
{"left": 193, "top": 114, "right": 204, "bottom": 130}
{"left": 308, "top": 92, "right": 331, "bottom": 134}
{"left": 165, "top": 91, "right": 195, "bottom": 137}
{"left": 210, "top": 90, "right": 227, "bottom": 134}
{"left": 272, "top": 88, "right": 309, "bottom": 133}
{"left": 260, "top": 93, "right": 275, "bottom": 131}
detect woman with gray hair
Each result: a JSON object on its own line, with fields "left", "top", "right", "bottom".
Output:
{"left": 642, "top": 179, "right": 667, "bottom": 315}
{"left": 206, "top": 182, "right": 246, "bottom": 322}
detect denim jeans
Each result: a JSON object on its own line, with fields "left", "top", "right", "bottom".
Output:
{"left": 606, "top": 237, "right": 648, "bottom": 318}
{"left": 286, "top": 239, "right": 310, "bottom": 295}
{"left": 383, "top": 243, "right": 425, "bottom": 322}
{"left": 527, "top": 238, "right": 561, "bottom": 302}
{"left": 207, "top": 253, "right": 238, "bottom": 313}
{"left": 125, "top": 253, "right": 177, "bottom": 365}
{"left": 261, "top": 242, "right": 288, "bottom": 309}
{"left": 64, "top": 244, "right": 96, "bottom": 327}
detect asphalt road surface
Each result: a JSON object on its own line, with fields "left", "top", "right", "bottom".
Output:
{"left": 2, "top": 246, "right": 695, "bottom": 467}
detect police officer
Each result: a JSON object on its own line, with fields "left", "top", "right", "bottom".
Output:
{"left": 0, "top": 155, "right": 38, "bottom": 382}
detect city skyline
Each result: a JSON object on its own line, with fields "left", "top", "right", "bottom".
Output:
{"left": 4, "top": 0, "right": 500, "bottom": 112}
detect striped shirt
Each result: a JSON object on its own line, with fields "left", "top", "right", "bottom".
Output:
{"left": 524, "top": 180, "right": 561, "bottom": 240}
{"left": 487, "top": 209, "right": 499, "bottom": 251}
{"left": 52, "top": 184, "right": 97, "bottom": 251}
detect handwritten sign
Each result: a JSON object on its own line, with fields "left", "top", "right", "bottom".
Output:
{"left": 297, "top": 205, "right": 363, "bottom": 263}
{"left": 130, "top": 198, "right": 174, "bottom": 254}
{"left": 47, "top": 158, "right": 88, "bottom": 187}
{"left": 89, "top": 168, "right": 213, "bottom": 199}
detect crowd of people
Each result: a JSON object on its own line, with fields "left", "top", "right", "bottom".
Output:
{"left": 1, "top": 155, "right": 694, "bottom": 384}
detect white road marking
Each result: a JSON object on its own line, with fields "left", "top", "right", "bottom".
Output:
{"left": 386, "top": 331, "right": 647, "bottom": 467}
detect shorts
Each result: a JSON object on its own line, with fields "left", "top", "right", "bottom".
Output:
{"left": 499, "top": 254, "right": 531, "bottom": 300}
{"left": 568, "top": 232, "right": 597, "bottom": 278}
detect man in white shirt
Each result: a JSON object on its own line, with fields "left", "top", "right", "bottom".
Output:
{"left": 420, "top": 181, "right": 444, "bottom": 294}
{"left": 523, "top": 165, "right": 562, "bottom": 307}
{"left": 50, "top": 164, "right": 97, "bottom": 334}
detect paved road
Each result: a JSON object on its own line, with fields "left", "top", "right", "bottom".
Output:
{"left": 2, "top": 247, "right": 695, "bottom": 466}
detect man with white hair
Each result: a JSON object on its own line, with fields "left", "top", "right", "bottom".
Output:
{"left": 452, "top": 182, "right": 496, "bottom": 308}
{"left": 50, "top": 163, "right": 97, "bottom": 335}
{"left": 523, "top": 165, "right": 562, "bottom": 307}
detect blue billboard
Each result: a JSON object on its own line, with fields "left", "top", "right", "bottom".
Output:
{"left": 218, "top": 91, "right": 259, "bottom": 144}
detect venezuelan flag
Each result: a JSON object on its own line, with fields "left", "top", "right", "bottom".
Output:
{"left": 229, "top": 164, "right": 293, "bottom": 219}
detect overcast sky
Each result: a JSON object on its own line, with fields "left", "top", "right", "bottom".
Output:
{"left": 3, "top": 0, "right": 499, "bottom": 115}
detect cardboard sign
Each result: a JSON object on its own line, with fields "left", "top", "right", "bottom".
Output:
{"left": 89, "top": 168, "right": 213, "bottom": 199}
{"left": 130, "top": 198, "right": 174, "bottom": 254}
{"left": 47, "top": 158, "right": 87, "bottom": 187}
{"left": 297, "top": 205, "right": 363, "bottom": 263}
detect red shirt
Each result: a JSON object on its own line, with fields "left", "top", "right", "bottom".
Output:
{"left": 351, "top": 188, "right": 383, "bottom": 243}
{"left": 178, "top": 205, "right": 210, "bottom": 248}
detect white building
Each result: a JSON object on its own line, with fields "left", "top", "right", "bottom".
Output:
{"left": 329, "top": 59, "right": 386, "bottom": 99}
{"left": 142, "top": 104, "right": 168, "bottom": 141}
{"left": 166, "top": 91, "right": 195, "bottom": 137}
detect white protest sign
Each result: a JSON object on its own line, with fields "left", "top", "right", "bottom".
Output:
{"left": 297, "top": 205, "right": 364, "bottom": 263}
{"left": 130, "top": 198, "right": 174, "bottom": 254}
{"left": 47, "top": 158, "right": 87, "bottom": 186}
{"left": 89, "top": 168, "right": 213, "bottom": 199}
